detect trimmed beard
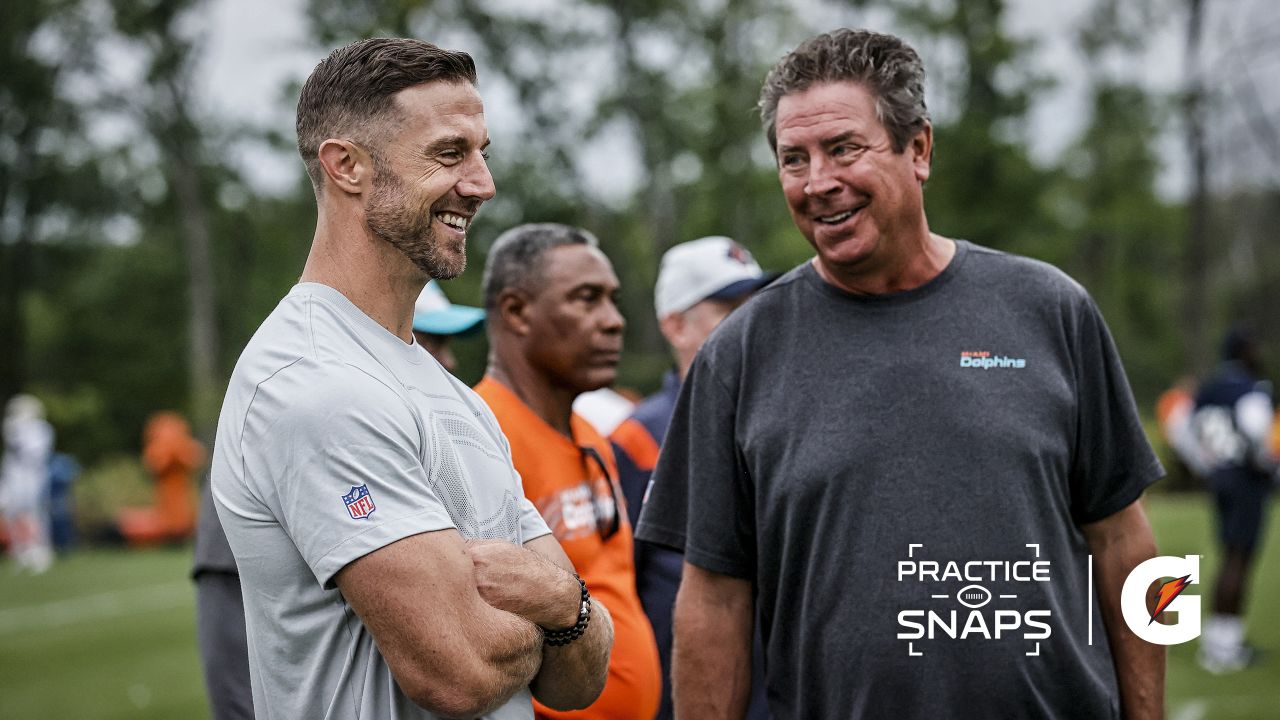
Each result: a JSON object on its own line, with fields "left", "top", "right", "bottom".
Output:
{"left": 364, "top": 158, "right": 466, "bottom": 280}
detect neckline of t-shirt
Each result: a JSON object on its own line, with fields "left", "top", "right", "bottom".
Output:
{"left": 800, "top": 239, "right": 970, "bottom": 306}
{"left": 477, "top": 376, "right": 599, "bottom": 454}
{"left": 290, "top": 282, "right": 427, "bottom": 366}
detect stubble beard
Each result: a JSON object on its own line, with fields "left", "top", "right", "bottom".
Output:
{"left": 365, "top": 163, "right": 466, "bottom": 280}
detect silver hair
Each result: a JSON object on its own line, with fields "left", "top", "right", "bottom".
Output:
{"left": 759, "top": 28, "right": 930, "bottom": 154}
{"left": 481, "top": 223, "right": 599, "bottom": 309}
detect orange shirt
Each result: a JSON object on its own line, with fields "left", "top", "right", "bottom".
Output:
{"left": 475, "top": 377, "right": 661, "bottom": 720}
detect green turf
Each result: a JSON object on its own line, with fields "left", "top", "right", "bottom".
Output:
{"left": 1149, "top": 495, "right": 1280, "bottom": 719}
{"left": 0, "top": 497, "right": 1277, "bottom": 718}
{"left": 0, "top": 546, "right": 208, "bottom": 720}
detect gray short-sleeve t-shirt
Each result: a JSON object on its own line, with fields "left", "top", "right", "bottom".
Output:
{"left": 213, "top": 283, "right": 550, "bottom": 720}
{"left": 636, "top": 242, "right": 1163, "bottom": 719}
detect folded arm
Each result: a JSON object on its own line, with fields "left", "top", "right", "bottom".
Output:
{"left": 469, "top": 534, "right": 614, "bottom": 710}
{"left": 335, "top": 529, "right": 543, "bottom": 719}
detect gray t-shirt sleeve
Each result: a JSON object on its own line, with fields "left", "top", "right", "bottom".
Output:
{"left": 241, "top": 368, "right": 457, "bottom": 588}
{"left": 518, "top": 494, "right": 552, "bottom": 543}
{"left": 1068, "top": 294, "right": 1164, "bottom": 524}
{"left": 635, "top": 352, "right": 756, "bottom": 580}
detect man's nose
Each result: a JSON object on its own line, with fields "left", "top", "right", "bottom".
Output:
{"left": 805, "top": 155, "right": 841, "bottom": 198}
{"left": 458, "top": 152, "right": 496, "bottom": 201}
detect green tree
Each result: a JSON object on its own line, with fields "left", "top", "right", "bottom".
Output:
{"left": 0, "top": 1, "right": 121, "bottom": 404}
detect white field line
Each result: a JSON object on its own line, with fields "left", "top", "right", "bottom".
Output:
{"left": 1171, "top": 699, "right": 1208, "bottom": 720}
{"left": 0, "top": 581, "right": 191, "bottom": 636}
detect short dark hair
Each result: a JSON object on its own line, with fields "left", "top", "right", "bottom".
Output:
{"left": 1221, "top": 327, "right": 1257, "bottom": 362}
{"left": 759, "top": 28, "right": 929, "bottom": 153}
{"left": 296, "top": 38, "right": 477, "bottom": 192}
{"left": 482, "top": 223, "right": 599, "bottom": 310}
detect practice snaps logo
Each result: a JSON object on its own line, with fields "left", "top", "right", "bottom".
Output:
{"left": 959, "top": 350, "right": 1027, "bottom": 369}
{"left": 896, "top": 543, "right": 1052, "bottom": 657}
{"left": 1120, "top": 555, "right": 1201, "bottom": 645}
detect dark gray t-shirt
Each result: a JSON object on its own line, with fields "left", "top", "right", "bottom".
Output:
{"left": 635, "top": 241, "right": 1162, "bottom": 719}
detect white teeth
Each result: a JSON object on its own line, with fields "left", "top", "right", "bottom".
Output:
{"left": 817, "top": 210, "right": 854, "bottom": 223}
{"left": 437, "top": 212, "right": 469, "bottom": 231}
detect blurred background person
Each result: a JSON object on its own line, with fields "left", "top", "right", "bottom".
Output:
{"left": 573, "top": 386, "right": 637, "bottom": 438}
{"left": 476, "top": 223, "right": 661, "bottom": 720}
{"left": 0, "top": 394, "right": 55, "bottom": 574}
{"left": 1157, "top": 376, "right": 1212, "bottom": 483}
{"left": 191, "top": 278, "right": 491, "bottom": 720}
{"left": 411, "top": 280, "right": 486, "bottom": 373}
{"left": 1193, "top": 328, "right": 1277, "bottom": 673}
{"left": 610, "top": 235, "right": 773, "bottom": 720}
{"left": 118, "top": 411, "right": 204, "bottom": 546}
{"left": 46, "top": 451, "right": 80, "bottom": 552}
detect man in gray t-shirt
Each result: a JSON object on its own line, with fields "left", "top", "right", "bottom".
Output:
{"left": 192, "top": 282, "right": 489, "bottom": 720}
{"left": 636, "top": 29, "right": 1165, "bottom": 720}
{"left": 212, "top": 39, "right": 613, "bottom": 720}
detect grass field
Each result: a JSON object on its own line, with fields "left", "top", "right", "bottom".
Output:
{"left": 1, "top": 494, "right": 1278, "bottom": 719}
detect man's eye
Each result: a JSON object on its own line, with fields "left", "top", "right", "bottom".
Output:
{"left": 780, "top": 154, "right": 804, "bottom": 167}
{"left": 481, "top": 150, "right": 491, "bottom": 160}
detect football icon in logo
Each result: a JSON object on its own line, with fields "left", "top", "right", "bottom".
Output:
{"left": 956, "top": 584, "right": 993, "bottom": 609}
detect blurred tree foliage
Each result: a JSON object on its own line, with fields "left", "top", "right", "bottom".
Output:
{"left": 1, "top": 1, "right": 125, "bottom": 408}
{"left": 2, "top": 0, "right": 1275, "bottom": 470}
{"left": 5, "top": 0, "right": 312, "bottom": 461}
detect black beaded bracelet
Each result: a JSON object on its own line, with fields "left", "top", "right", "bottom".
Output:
{"left": 543, "top": 575, "right": 591, "bottom": 647}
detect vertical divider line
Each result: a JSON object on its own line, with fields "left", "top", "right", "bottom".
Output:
{"left": 1088, "top": 554, "right": 1094, "bottom": 646}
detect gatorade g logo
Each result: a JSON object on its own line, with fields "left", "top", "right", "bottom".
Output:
{"left": 1120, "top": 555, "right": 1201, "bottom": 645}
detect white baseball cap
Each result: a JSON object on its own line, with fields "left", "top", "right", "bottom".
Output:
{"left": 654, "top": 236, "right": 771, "bottom": 318}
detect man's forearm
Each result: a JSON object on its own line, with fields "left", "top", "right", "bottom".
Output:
{"left": 531, "top": 599, "right": 615, "bottom": 710}
{"left": 335, "top": 531, "right": 544, "bottom": 718}
{"left": 480, "top": 534, "right": 614, "bottom": 710}
{"left": 1084, "top": 501, "right": 1165, "bottom": 720}
{"left": 672, "top": 563, "right": 754, "bottom": 720}
{"left": 465, "top": 606, "right": 545, "bottom": 715}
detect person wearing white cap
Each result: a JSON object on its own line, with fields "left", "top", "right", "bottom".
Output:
{"left": 610, "top": 236, "right": 773, "bottom": 720}
{"left": 412, "top": 280, "right": 486, "bottom": 373}
{"left": 0, "top": 394, "right": 56, "bottom": 574}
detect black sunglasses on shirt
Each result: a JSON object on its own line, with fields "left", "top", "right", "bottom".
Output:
{"left": 579, "top": 445, "right": 621, "bottom": 542}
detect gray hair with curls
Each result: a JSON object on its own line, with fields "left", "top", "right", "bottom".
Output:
{"left": 759, "top": 28, "right": 930, "bottom": 154}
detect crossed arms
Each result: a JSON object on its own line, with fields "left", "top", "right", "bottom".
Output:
{"left": 335, "top": 530, "right": 613, "bottom": 718}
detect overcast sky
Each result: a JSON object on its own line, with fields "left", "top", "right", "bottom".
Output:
{"left": 188, "top": 0, "right": 1278, "bottom": 200}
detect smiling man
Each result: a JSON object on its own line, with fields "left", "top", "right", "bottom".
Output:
{"left": 211, "top": 40, "right": 612, "bottom": 720}
{"left": 635, "top": 29, "right": 1166, "bottom": 719}
{"left": 475, "top": 224, "right": 661, "bottom": 720}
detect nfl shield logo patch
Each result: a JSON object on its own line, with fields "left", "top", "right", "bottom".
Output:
{"left": 342, "top": 484, "right": 376, "bottom": 520}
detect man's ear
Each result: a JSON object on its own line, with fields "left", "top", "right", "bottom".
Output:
{"left": 317, "top": 139, "right": 374, "bottom": 195}
{"left": 497, "top": 288, "right": 532, "bottom": 337}
{"left": 910, "top": 122, "right": 933, "bottom": 183}
{"left": 658, "top": 312, "right": 685, "bottom": 350}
